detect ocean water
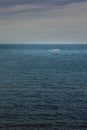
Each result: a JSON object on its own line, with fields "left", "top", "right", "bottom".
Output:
{"left": 0, "top": 44, "right": 87, "bottom": 130}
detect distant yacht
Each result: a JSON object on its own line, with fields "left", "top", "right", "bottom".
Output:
{"left": 52, "top": 48, "right": 60, "bottom": 52}
{"left": 50, "top": 48, "right": 60, "bottom": 54}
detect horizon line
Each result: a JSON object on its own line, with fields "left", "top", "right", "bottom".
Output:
{"left": 0, "top": 41, "right": 86, "bottom": 44}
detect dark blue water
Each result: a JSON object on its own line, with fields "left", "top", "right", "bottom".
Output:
{"left": 0, "top": 44, "right": 87, "bottom": 130}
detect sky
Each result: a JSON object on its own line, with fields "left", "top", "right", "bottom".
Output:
{"left": 0, "top": 0, "right": 87, "bottom": 43}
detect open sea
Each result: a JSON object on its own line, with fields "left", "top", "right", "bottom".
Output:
{"left": 0, "top": 44, "right": 87, "bottom": 130}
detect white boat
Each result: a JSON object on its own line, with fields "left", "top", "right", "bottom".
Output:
{"left": 50, "top": 48, "right": 60, "bottom": 54}
{"left": 53, "top": 48, "right": 60, "bottom": 52}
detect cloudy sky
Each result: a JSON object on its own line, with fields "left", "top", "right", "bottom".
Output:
{"left": 0, "top": 0, "right": 87, "bottom": 43}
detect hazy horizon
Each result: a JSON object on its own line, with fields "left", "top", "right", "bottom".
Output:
{"left": 0, "top": 42, "right": 85, "bottom": 44}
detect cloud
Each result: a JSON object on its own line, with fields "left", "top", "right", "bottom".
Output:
{"left": 0, "top": 0, "right": 87, "bottom": 43}
{"left": 0, "top": 0, "right": 87, "bottom": 17}
{"left": 0, "top": 0, "right": 87, "bottom": 8}
{"left": 0, "top": 0, "right": 87, "bottom": 18}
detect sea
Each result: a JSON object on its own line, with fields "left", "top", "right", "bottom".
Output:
{"left": 0, "top": 44, "right": 87, "bottom": 130}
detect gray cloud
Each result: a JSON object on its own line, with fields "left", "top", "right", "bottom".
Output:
{"left": 0, "top": 0, "right": 87, "bottom": 43}
{"left": 0, "top": 0, "right": 87, "bottom": 8}
{"left": 0, "top": 0, "right": 87, "bottom": 16}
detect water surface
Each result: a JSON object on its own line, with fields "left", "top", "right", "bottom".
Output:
{"left": 0, "top": 44, "right": 87, "bottom": 130}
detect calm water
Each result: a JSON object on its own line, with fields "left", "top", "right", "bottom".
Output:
{"left": 0, "top": 44, "right": 87, "bottom": 130}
